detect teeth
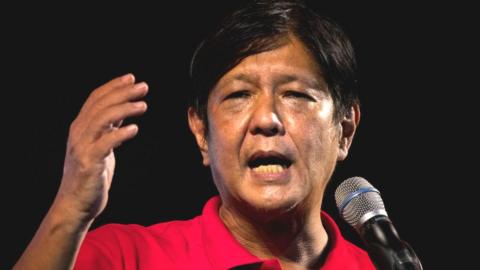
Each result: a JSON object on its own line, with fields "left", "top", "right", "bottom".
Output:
{"left": 252, "top": 164, "right": 284, "bottom": 173}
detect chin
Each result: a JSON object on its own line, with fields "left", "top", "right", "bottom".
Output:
{"left": 242, "top": 189, "right": 303, "bottom": 218}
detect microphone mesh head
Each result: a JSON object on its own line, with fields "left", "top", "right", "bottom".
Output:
{"left": 334, "top": 176, "right": 388, "bottom": 229}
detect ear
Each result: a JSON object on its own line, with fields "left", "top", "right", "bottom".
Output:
{"left": 188, "top": 107, "right": 210, "bottom": 166}
{"left": 337, "top": 104, "right": 361, "bottom": 161}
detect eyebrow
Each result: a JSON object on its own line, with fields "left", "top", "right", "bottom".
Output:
{"left": 222, "top": 74, "right": 258, "bottom": 86}
{"left": 272, "top": 74, "right": 322, "bottom": 89}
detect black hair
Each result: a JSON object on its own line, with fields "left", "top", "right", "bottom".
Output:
{"left": 190, "top": 0, "right": 358, "bottom": 133}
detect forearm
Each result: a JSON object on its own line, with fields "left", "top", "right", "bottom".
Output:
{"left": 13, "top": 198, "right": 94, "bottom": 270}
{"left": 14, "top": 74, "right": 146, "bottom": 270}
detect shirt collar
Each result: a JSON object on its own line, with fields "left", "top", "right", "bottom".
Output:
{"left": 200, "top": 196, "right": 354, "bottom": 269}
{"left": 200, "top": 196, "right": 263, "bottom": 269}
{"left": 321, "top": 209, "right": 355, "bottom": 269}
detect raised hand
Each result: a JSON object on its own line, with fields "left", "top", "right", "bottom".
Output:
{"left": 56, "top": 73, "right": 148, "bottom": 222}
{"left": 13, "top": 74, "right": 149, "bottom": 270}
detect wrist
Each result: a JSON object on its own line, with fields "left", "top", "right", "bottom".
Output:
{"left": 47, "top": 195, "right": 95, "bottom": 235}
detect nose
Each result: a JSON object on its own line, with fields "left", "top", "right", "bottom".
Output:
{"left": 249, "top": 94, "right": 285, "bottom": 136}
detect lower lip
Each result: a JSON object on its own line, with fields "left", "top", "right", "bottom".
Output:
{"left": 249, "top": 167, "right": 291, "bottom": 183}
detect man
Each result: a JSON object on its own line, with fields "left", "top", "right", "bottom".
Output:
{"left": 14, "top": 0, "right": 374, "bottom": 269}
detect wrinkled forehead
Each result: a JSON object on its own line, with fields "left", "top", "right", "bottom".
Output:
{"left": 212, "top": 36, "right": 327, "bottom": 94}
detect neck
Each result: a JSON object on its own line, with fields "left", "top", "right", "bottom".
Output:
{"left": 219, "top": 200, "right": 329, "bottom": 269}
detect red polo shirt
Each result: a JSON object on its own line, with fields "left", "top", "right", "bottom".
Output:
{"left": 75, "top": 196, "right": 375, "bottom": 269}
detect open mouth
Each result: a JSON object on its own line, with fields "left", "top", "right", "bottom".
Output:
{"left": 247, "top": 151, "right": 292, "bottom": 174}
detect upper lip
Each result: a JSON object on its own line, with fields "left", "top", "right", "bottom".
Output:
{"left": 247, "top": 150, "right": 293, "bottom": 168}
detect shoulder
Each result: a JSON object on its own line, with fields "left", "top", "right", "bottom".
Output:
{"left": 326, "top": 241, "right": 375, "bottom": 270}
{"left": 75, "top": 218, "right": 203, "bottom": 269}
{"left": 85, "top": 217, "right": 203, "bottom": 249}
{"left": 341, "top": 240, "right": 375, "bottom": 267}
{"left": 321, "top": 211, "right": 376, "bottom": 269}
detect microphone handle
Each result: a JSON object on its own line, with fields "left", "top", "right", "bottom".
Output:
{"left": 359, "top": 216, "right": 423, "bottom": 270}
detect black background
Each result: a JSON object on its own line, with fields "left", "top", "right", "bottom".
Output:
{"left": 2, "top": 1, "right": 473, "bottom": 269}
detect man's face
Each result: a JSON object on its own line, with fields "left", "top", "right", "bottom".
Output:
{"left": 189, "top": 37, "right": 356, "bottom": 216}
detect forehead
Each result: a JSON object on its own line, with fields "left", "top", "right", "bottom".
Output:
{"left": 215, "top": 37, "right": 325, "bottom": 89}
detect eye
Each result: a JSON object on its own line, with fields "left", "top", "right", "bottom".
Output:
{"left": 224, "top": 90, "right": 251, "bottom": 100}
{"left": 284, "top": 90, "right": 316, "bottom": 102}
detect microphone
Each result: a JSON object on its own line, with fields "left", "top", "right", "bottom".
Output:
{"left": 334, "top": 176, "right": 423, "bottom": 270}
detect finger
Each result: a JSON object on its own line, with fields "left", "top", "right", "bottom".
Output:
{"left": 85, "top": 82, "right": 148, "bottom": 119}
{"left": 73, "top": 82, "right": 148, "bottom": 136}
{"left": 84, "top": 101, "right": 147, "bottom": 142}
{"left": 80, "top": 74, "right": 136, "bottom": 115}
{"left": 90, "top": 124, "right": 139, "bottom": 160}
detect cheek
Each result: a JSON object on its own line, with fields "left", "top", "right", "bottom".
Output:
{"left": 207, "top": 116, "right": 250, "bottom": 197}
{"left": 207, "top": 100, "right": 253, "bottom": 150}
{"left": 208, "top": 123, "right": 231, "bottom": 164}
{"left": 285, "top": 112, "right": 339, "bottom": 167}
{"left": 291, "top": 126, "right": 338, "bottom": 199}
{"left": 206, "top": 114, "right": 246, "bottom": 170}
{"left": 310, "top": 127, "right": 339, "bottom": 162}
